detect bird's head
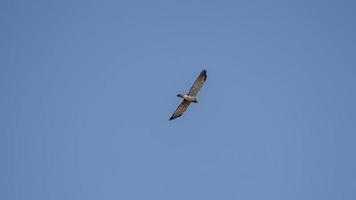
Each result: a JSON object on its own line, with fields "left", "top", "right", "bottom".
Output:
{"left": 177, "top": 93, "right": 184, "bottom": 98}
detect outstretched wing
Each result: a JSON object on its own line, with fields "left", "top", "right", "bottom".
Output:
{"left": 169, "top": 100, "right": 191, "bottom": 120}
{"left": 188, "top": 69, "right": 207, "bottom": 97}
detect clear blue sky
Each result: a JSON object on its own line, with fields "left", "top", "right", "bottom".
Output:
{"left": 1, "top": 0, "right": 356, "bottom": 199}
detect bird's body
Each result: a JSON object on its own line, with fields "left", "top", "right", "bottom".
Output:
{"left": 177, "top": 94, "right": 198, "bottom": 103}
{"left": 169, "top": 69, "right": 207, "bottom": 120}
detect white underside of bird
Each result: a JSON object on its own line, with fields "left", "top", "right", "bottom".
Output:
{"left": 177, "top": 94, "right": 198, "bottom": 103}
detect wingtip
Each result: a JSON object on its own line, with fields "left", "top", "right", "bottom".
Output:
{"left": 202, "top": 69, "right": 207, "bottom": 80}
{"left": 169, "top": 114, "right": 182, "bottom": 121}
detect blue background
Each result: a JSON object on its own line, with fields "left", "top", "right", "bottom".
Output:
{"left": 1, "top": 0, "right": 356, "bottom": 199}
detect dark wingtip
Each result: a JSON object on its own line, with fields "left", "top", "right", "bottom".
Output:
{"left": 169, "top": 114, "right": 182, "bottom": 121}
{"left": 202, "top": 69, "right": 207, "bottom": 81}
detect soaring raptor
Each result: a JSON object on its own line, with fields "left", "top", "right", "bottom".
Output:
{"left": 169, "top": 69, "right": 207, "bottom": 120}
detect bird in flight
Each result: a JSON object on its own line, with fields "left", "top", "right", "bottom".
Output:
{"left": 169, "top": 69, "right": 207, "bottom": 120}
